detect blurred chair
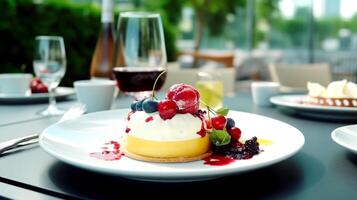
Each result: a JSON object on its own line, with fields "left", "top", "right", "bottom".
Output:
{"left": 269, "top": 63, "right": 332, "bottom": 91}
{"left": 236, "top": 57, "right": 270, "bottom": 81}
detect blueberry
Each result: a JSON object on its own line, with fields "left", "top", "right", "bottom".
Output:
{"left": 130, "top": 101, "right": 137, "bottom": 111}
{"left": 226, "top": 118, "right": 235, "bottom": 129}
{"left": 136, "top": 98, "right": 146, "bottom": 111}
{"left": 142, "top": 99, "right": 158, "bottom": 113}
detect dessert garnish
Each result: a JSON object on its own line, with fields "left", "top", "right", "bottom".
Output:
{"left": 201, "top": 103, "right": 261, "bottom": 165}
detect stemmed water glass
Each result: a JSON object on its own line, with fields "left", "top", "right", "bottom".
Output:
{"left": 33, "top": 36, "right": 66, "bottom": 116}
{"left": 113, "top": 12, "right": 167, "bottom": 100}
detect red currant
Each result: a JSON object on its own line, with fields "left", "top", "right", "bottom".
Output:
{"left": 157, "top": 100, "right": 177, "bottom": 120}
{"left": 211, "top": 115, "right": 227, "bottom": 130}
{"left": 228, "top": 127, "right": 241, "bottom": 141}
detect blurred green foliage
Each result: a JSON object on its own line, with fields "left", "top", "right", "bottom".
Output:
{"left": 0, "top": 0, "right": 177, "bottom": 86}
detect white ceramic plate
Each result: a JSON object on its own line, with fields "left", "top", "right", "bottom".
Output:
{"left": 0, "top": 87, "right": 74, "bottom": 104}
{"left": 39, "top": 109, "right": 305, "bottom": 182}
{"left": 331, "top": 125, "right": 357, "bottom": 154}
{"left": 270, "top": 95, "right": 357, "bottom": 120}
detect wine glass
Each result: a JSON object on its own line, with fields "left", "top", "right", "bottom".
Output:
{"left": 33, "top": 36, "right": 66, "bottom": 116}
{"left": 113, "top": 12, "right": 167, "bottom": 100}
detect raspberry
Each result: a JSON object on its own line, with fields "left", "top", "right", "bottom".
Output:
{"left": 166, "top": 84, "right": 199, "bottom": 114}
{"left": 31, "top": 78, "right": 48, "bottom": 93}
{"left": 211, "top": 115, "right": 227, "bottom": 130}
{"left": 166, "top": 83, "right": 198, "bottom": 99}
{"left": 157, "top": 100, "right": 177, "bottom": 120}
{"left": 35, "top": 84, "right": 48, "bottom": 93}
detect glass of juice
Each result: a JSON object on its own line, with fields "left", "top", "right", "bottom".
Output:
{"left": 196, "top": 71, "right": 224, "bottom": 109}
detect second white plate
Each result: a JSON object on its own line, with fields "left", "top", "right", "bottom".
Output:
{"left": 0, "top": 87, "right": 75, "bottom": 104}
{"left": 270, "top": 95, "right": 357, "bottom": 120}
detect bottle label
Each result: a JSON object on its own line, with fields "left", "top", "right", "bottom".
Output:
{"left": 101, "top": 0, "right": 114, "bottom": 22}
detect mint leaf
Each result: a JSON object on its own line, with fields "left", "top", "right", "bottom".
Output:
{"left": 210, "top": 129, "right": 231, "bottom": 146}
{"left": 216, "top": 107, "right": 229, "bottom": 116}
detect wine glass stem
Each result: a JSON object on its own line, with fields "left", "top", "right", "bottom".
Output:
{"left": 48, "top": 87, "right": 57, "bottom": 109}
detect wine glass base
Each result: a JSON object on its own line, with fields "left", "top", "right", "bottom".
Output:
{"left": 37, "top": 105, "right": 66, "bottom": 116}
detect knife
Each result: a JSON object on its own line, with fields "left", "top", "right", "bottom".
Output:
{"left": 0, "top": 104, "right": 86, "bottom": 155}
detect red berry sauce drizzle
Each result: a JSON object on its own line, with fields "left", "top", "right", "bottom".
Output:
{"left": 127, "top": 111, "right": 133, "bottom": 121}
{"left": 90, "top": 141, "right": 123, "bottom": 161}
{"left": 203, "top": 155, "right": 235, "bottom": 166}
{"left": 195, "top": 110, "right": 207, "bottom": 137}
{"left": 204, "top": 137, "right": 261, "bottom": 166}
{"left": 125, "top": 127, "right": 130, "bottom": 133}
{"left": 145, "top": 116, "right": 154, "bottom": 122}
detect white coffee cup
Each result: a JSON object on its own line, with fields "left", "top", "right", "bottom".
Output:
{"left": 0, "top": 73, "right": 33, "bottom": 95}
{"left": 251, "top": 82, "right": 280, "bottom": 106}
{"left": 74, "top": 80, "right": 117, "bottom": 113}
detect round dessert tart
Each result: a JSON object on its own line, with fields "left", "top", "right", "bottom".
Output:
{"left": 123, "top": 111, "right": 211, "bottom": 162}
{"left": 121, "top": 83, "right": 261, "bottom": 164}
{"left": 303, "top": 80, "right": 357, "bottom": 107}
{"left": 122, "top": 83, "right": 212, "bottom": 163}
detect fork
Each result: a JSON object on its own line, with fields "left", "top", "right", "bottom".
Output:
{"left": 0, "top": 104, "right": 86, "bottom": 155}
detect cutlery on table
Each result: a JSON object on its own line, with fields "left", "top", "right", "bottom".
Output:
{"left": 0, "top": 104, "right": 86, "bottom": 155}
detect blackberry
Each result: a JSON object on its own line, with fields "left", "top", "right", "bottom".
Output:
{"left": 244, "top": 136, "right": 260, "bottom": 155}
{"left": 212, "top": 136, "right": 260, "bottom": 160}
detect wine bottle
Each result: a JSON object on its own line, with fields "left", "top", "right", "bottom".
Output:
{"left": 90, "top": 0, "right": 115, "bottom": 79}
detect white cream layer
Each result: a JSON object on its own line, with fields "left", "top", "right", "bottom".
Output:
{"left": 307, "top": 80, "right": 357, "bottom": 98}
{"left": 126, "top": 111, "right": 202, "bottom": 141}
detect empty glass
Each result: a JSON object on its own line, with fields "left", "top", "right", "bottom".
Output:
{"left": 33, "top": 36, "right": 66, "bottom": 116}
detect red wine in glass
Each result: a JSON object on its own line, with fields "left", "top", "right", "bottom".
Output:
{"left": 113, "top": 67, "right": 166, "bottom": 99}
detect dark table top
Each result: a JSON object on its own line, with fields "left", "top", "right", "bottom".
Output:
{"left": 0, "top": 92, "right": 357, "bottom": 199}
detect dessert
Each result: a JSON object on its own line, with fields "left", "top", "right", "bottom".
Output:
{"left": 304, "top": 80, "right": 357, "bottom": 107}
{"left": 123, "top": 84, "right": 211, "bottom": 162}
{"left": 122, "top": 83, "right": 261, "bottom": 163}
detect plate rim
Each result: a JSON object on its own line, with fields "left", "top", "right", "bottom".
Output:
{"left": 270, "top": 95, "right": 357, "bottom": 112}
{"left": 331, "top": 125, "right": 357, "bottom": 153}
{"left": 39, "top": 109, "right": 305, "bottom": 179}
{"left": 0, "top": 87, "right": 74, "bottom": 103}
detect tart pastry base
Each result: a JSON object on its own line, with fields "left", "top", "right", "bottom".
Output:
{"left": 302, "top": 96, "right": 357, "bottom": 107}
{"left": 122, "top": 148, "right": 212, "bottom": 163}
